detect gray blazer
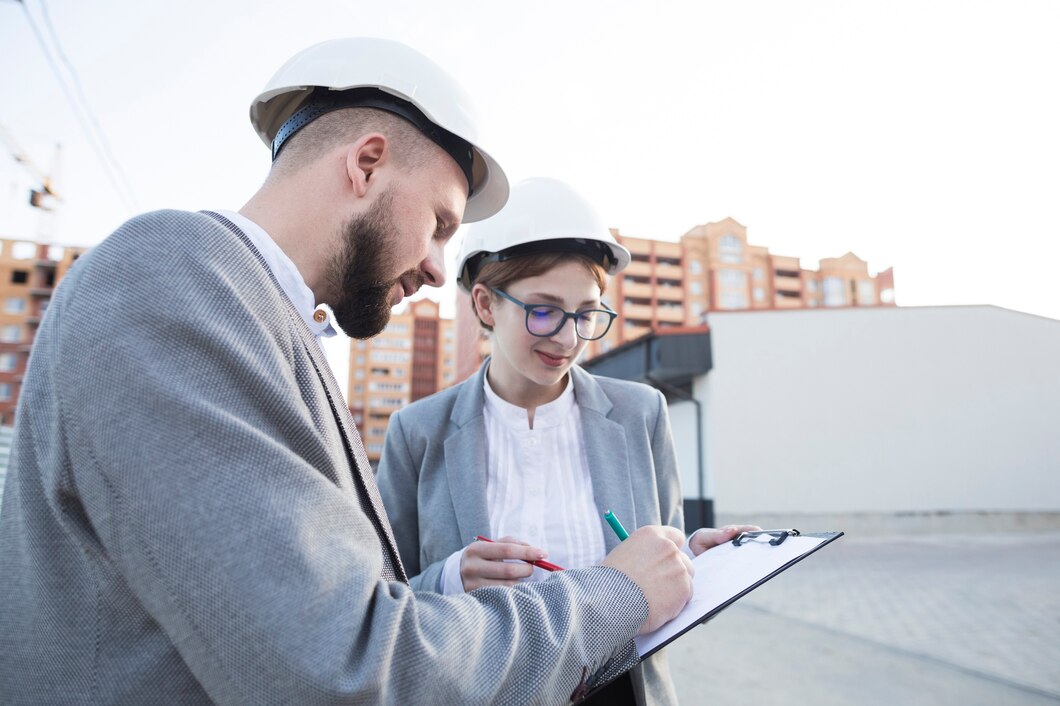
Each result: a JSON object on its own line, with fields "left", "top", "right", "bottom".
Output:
{"left": 377, "top": 361, "right": 684, "bottom": 706}
{"left": 0, "top": 210, "right": 648, "bottom": 705}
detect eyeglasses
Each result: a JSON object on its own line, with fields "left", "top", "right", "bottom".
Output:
{"left": 491, "top": 288, "right": 617, "bottom": 341}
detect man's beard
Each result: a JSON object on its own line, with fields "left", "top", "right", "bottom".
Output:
{"left": 325, "top": 190, "right": 425, "bottom": 339}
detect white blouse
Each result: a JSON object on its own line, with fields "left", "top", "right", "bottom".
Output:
{"left": 440, "top": 371, "right": 607, "bottom": 593}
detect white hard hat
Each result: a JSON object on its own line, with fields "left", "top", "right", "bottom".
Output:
{"left": 250, "top": 37, "right": 508, "bottom": 223}
{"left": 456, "top": 177, "right": 631, "bottom": 291}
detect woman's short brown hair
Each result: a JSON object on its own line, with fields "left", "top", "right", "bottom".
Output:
{"left": 471, "top": 253, "right": 608, "bottom": 331}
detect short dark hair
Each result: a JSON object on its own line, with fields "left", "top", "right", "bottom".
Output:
{"left": 269, "top": 107, "right": 434, "bottom": 179}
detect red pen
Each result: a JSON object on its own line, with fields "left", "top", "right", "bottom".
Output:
{"left": 474, "top": 535, "right": 565, "bottom": 572}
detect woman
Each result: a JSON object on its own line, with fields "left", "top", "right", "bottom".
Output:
{"left": 377, "top": 178, "right": 753, "bottom": 705}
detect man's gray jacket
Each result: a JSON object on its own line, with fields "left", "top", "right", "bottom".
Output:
{"left": 0, "top": 210, "right": 647, "bottom": 705}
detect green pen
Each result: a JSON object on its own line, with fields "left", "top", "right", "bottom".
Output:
{"left": 603, "top": 510, "right": 629, "bottom": 541}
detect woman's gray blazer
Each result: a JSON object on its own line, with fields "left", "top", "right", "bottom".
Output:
{"left": 378, "top": 360, "right": 684, "bottom": 706}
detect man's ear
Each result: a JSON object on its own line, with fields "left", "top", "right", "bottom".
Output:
{"left": 345, "top": 133, "right": 389, "bottom": 197}
{"left": 471, "top": 284, "right": 496, "bottom": 327}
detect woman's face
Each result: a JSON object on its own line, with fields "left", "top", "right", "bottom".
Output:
{"left": 479, "top": 260, "right": 603, "bottom": 393}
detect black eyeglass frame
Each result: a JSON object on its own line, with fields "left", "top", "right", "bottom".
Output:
{"left": 491, "top": 288, "right": 618, "bottom": 341}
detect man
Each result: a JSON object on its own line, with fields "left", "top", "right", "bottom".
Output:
{"left": 0, "top": 38, "right": 700, "bottom": 704}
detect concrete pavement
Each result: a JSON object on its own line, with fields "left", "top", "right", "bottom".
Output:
{"left": 666, "top": 530, "right": 1060, "bottom": 705}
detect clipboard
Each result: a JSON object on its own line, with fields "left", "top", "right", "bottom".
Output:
{"left": 634, "top": 529, "right": 844, "bottom": 659}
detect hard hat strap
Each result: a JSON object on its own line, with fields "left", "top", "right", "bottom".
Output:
{"left": 271, "top": 87, "right": 475, "bottom": 194}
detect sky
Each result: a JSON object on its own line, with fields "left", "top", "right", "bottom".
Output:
{"left": 2, "top": 1, "right": 1058, "bottom": 373}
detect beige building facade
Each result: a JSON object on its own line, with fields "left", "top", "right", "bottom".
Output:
{"left": 582, "top": 217, "right": 895, "bottom": 358}
{"left": 347, "top": 298, "right": 456, "bottom": 462}
{"left": 355, "top": 216, "right": 897, "bottom": 462}
{"left": 0, "top": 238, "right": 84, "bottom": 424}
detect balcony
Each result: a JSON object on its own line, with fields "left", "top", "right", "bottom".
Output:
{"left": 773, "top": 275, "right": 802, "bottom": 293}
{"left": 623, "top": 303, "right": 655, "bottom": 320}
{"left": 622, "top": 281, "right": 653, "bottom": 299}
{"left": 655, "top": 263, "right": 684, "bottom": 281}
{"left": 625, "top": 260, "right": 652, "bottom": 277}
{"left": 656, "top": 306, "right": 686, "bottom": 324}
{"left": 774, "top": 296, "right": 804, "bottom": 309}
{"left": 656, "top": 284, "right": 684, "bottom": 302}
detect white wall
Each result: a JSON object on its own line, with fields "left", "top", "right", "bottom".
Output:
{"left": 690, "top": 306, "right": 1060, "bottom": 514}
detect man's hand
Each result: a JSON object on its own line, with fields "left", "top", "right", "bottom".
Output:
{"left": 460, "top": 537, "right": 546, "bottom": 591}
{"left": 688, "top": 525, "right": 762, "bottom": 556}
{"left": 601, "top": 526, "right": 694, "bottom": 634}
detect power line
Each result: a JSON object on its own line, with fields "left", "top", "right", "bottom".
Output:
{"left": 17, "top": 0, "right": 140, "bottom": 213}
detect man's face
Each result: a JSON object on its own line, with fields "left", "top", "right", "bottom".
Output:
{"left": 325, "top": 150, "right": 466, "bottom": 339}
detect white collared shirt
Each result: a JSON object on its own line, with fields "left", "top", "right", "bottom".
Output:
{"left": 216, "top": 209, "right": 336, "bottom": 340}
{"left": 440, "top": 372, "right": 607, "bottom": 594}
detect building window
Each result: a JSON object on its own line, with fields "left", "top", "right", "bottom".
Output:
{"left": 823, "top": 277, "right": 846, "bottom": 307}
{"left": 690, "top": 281, "right": 702, "bottom": 295}
{"left": 370, "top": 397, "right": 406, "bottom": 408}
{"left": 806, "top": 279, "right": 818, "bottom": 293}
{"left": 373, "top": 337, "right": 411, "bottom": 349}
{"left": 0, "top": 383, "right": 11, "bottom": 401}
{"left": 5, "top": 297, "right": 26, "bottom": 314}
{"left": 753, "top": 287, "right": 765, "bottom": 302}
{"left": 719, "top": 235, "right": 742, "bottom": 264}
{"left": 719, "top": 269, "right": 746, "bottom": 287}
{"left": 1, "top": 325, "right": 21, "bottom": 343}
{"left": 0, "top": 353, "right": 16, "bottom": 372}
{"left": 689, "top": 260, "right": 702, "bottom": 275}
{"left": 857, "top": 280, "right": 876, "bottom": 306}
{"left": 753, "top": 267, "right": 764, "bottom": 281}
{"left": 10, "top": 270, "right": 29, "bottom": 285}
{"left": 369, "top": 381, "right": 409, "bottom": 393}
{"left": 371, "top": 350, "right": 411, "bottom": 363}
{"left": 719, "top": 291, "right": 748, "bottom": 310}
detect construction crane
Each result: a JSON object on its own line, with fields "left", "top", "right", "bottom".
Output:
{"left": 0, "top": 123, "right": 62, "bottom": 211}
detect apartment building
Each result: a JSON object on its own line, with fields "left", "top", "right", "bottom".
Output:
{"left": 0, "top": 238, "right": 84, "bottom": 424}
{"left": 347, "top": 298, "right": 456, "bottom": 462}
{"left": 356, "top": 216, "right": 897, "bottom": 460}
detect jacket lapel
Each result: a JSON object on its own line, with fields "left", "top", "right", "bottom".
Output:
{"left": 444, "top": 361, "right": 492, "bottom": 543}
{"left": 299, "top": 329, "right": 408, "bottom": 582}
{"left": 203, "top": 210, "right": 407, "bottom": 582}
{"left": 572, "top": 366, "right": 637, "bottom": 554}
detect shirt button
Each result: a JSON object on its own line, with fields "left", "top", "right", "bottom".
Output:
{"left": 527, "top": 438, "right": 538, "bottom": 447}
{"left": 313, "top": 309, "right": 327, "bottom": 323}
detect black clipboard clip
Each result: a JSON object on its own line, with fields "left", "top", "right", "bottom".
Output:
{"left": 732, "top": 529, "right": 801, "bottom": 546}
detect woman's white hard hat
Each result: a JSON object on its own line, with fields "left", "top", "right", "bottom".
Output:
{"left": 250, "top": 37, "right": 508, "bottom": 223}
{"left": 456, "top": 177, "right": 631, "bottom": 292}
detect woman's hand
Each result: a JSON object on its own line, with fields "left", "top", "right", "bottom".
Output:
{"left": 688, "top": 524, "right": 762, "bottom": 556}
{"left": 460, "top": 536, "right": 549, "bottom": 591}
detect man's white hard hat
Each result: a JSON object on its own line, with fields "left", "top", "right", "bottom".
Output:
{"left": 250, "top": 37, "right": 508, "bottom": 223}
{"left": 456, "top": 177, "right": 631, "bottom": 292}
